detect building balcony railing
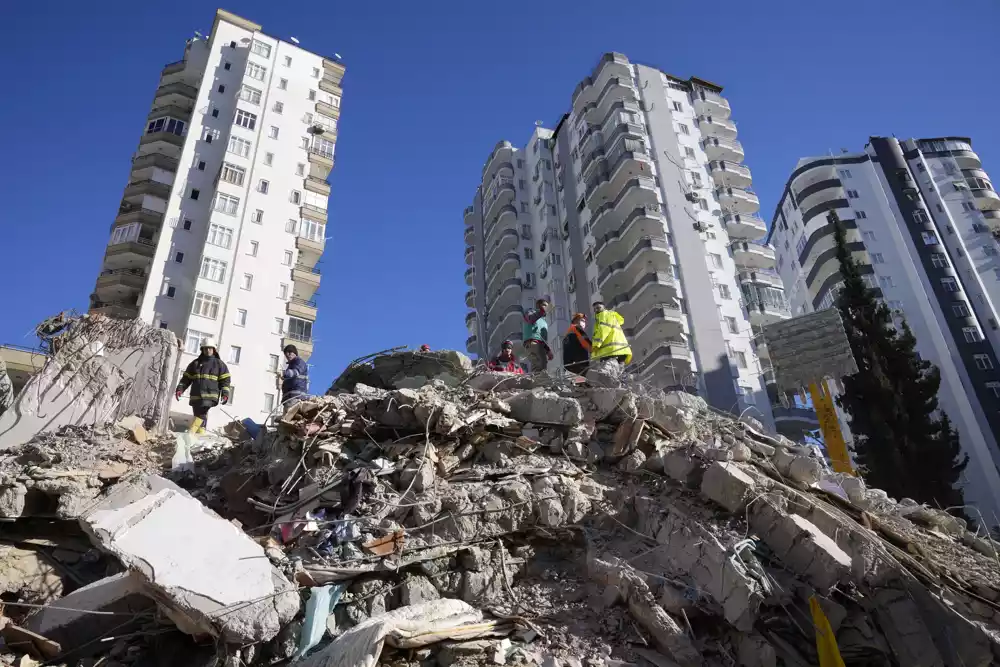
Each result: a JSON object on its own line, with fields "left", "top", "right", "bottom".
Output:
{"left": 132, "top": 153, "right": 178, "bottom": 173}
{"left": 154, "top": 81, "right": 198, "bottom": 100}
{"left": 123, "top": 179, "right": 172, "bottom": 201}
{"left": 693, "top": 90, "right": 731, "bottom": 118}
{"left": 287, "top": 297, "right": 318, "bottom": 320}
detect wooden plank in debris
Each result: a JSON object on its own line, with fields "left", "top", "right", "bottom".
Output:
{"left": 612, "top": 419, "right": 646, "bottom": 457}
{"left": 0, "top": 618, "right": 61, "bottom": 659}
{"left": 362, "top": 529, "right": 405, "bottom": 557}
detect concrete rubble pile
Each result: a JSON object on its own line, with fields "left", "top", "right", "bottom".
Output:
{"left": 0, "top": 348, "right": 998, "bottom": 667}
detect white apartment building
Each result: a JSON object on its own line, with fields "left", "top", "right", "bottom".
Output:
{"left": 90, "top": 9, "right": 343, "bottom": 419}
{"left": 768, "top": 136, "right": 1000, "bottom": 513}
{"left": 465, "top": 53, "right": 818, "bottom": 435}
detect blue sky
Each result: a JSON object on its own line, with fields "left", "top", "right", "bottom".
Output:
{"left": 1, "top": 0, "right": 998, "bottom": 386}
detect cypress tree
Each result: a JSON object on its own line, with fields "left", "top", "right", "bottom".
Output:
{"left": 830, "top": 211, "right": 968, "bottom": 510}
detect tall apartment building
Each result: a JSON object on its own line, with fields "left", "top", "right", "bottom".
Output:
{"left": 89, "top": 10, "right": 343, "bottom": 419}
{"left": 464, "top": 53, "right": 819, "bottom": 436}
{"left": 767, "top": 136, "right": 1000, "bottom": 513}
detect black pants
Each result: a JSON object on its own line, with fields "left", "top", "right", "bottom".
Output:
{"left": 565, "top": 360, "right": 589, "bottom": 375}
{"left": 192, "top": 405, "right": 211, "bottom": 428}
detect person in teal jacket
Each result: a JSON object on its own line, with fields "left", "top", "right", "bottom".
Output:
{"left": 522, "top": 299, "right": 552, "bottom": 372}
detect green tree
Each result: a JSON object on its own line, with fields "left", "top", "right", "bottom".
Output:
{"left": 830, "top": 211, "right": 968, "bottom": 510}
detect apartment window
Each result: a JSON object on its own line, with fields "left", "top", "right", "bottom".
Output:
{"left": 725, "top": 316, "right": 738, "bottom": 334}
{"left": 288, "top": 317, "right": 313, "bottom": 341}
{"left": 207, "top": 223, "right": 234, "bottom": 248}
{"left": 191, "top": 292, "right": 221, "bottom": 319}
{"left": 272, "top": 101, "right": 285, "bottom": 115}
{"left": 308, "top": 90, "right": 316, "bottom": 101}
{"left": 710, "top": 253, "right": 723, "bottom": 268}
{"left": 146, "top": 117, "right": 186, "bottom": 136}
{"left": 312, "top": 137, "right": 335, "bottom": 158}
{"left": 718, "top": 284, "right": 732, "bottom": 299}
{"left": 520, "top": 202, "right": 528, "bottom": 213}
{"left": 251, "top": 40, "right": 271, "bottom": 58}
{"left": 248, "top": 240, "right": 259, "bottom": 256}
{"left": 672, "top": 101, "right": 683, "bottom": 112}
{"left": 862, "top": 230, "right": 876, "bottom": 242}
{"left": 290, "top": 190, "right": 302, "bottom": 205}
{"left": 269, "top": 354, "right": 280, "bottom": 371}
{"left": 217, "top": 84, "right": 225, "bottom": 93}
{"left": 184, "top": 329, "right": 211, "bottom": 354}
{"left": 523, "top": 247, "right": 533, "bottom": 260}
{"left": 283, "top": 250, "right": 293, "bottom": 266}
{"left": 963, "top": 201, "right": 977, "bottom": 213}
{"left": 159, "top": 321, "right": 168, "bottom": 329}
{"left": 312, "top": 67, "right": 320, "bottom": 78}
{"left": 846, "top": 189, "right": 859, "bottom": 199}
{"left": 257, "top": 179, "right": 270, "bottom": 194}
{"left": 250, "top": 209, "right": 263, "bottom": 224}
{"left": 182, "top": 219, "right": 192, "bottom": 231}
{"left": 879, "top": 275, "right": 895, "bottom": 288}
{"left": 856, "top": 210, "right": 867, "bottom": 219}
{"left": 235, "top": 309, "right": 247, "bottom": 326}
{"left": 549, "top": 204, "right": 557, "bottom": 216}
{"left": 278, "top": 78, "right": 288, "bottom": 90}
{"left": 264, "top": 152, "right": 274, "bottom": 166}
{"left": 921, "top": 231, "right": 938, "bottom": 245}
{"left": 239, "top": 85, "right": 262, "bottom": 105}
{"left": 264, "top": 394, "right": 275, "bottom": 412}
{"left": 930, "top": 252, "right": 948, "bottom": 268}
{"left": 190, "top": 189, "right": 200, "bottom": 201}
{"left": 268, "top": 126, "right": 280, "bottom": 139}
{"left": 871, "top": 252, "right": 885, "bottom": 264}
{"left": 273, "top": 318, "right": 284, "bottom": 335}
{"left": 234, "top": 109, "right": 257, "bottom": 130}
{"left": 174, "top": 251, "right": 184, "bottom": 263}
{"left": 678, "top": 123, "right": 690, "bottom": 135}
{"left": 862, "top": 275, "right": 878, "bottom": 290}
{"left": 224, "top": 62, "right": 231, "bottom": 71}
{"left": 229, "top": 346, "right": 242, "bottom": 364}
{"left": 973, "top": 223, "right": 990, "bottom": 233}
{"left": 197, "top": 161, "right": 206, "bottom": 171}
{"left": 228, "top": 136, "right": 252, "bottom": 157}
{"left": 953, "top": 302, "right": 971, "bottom": 317}
{"left": 964, "top": 327, "right": 984, "bottom": 343}
{"left": 975, "top": 354, "right": 994, "bottom": 371}
{"left": 199, "top": 257, "right": 228, "bottom": 283}
{"left": 838, "top": 169, "right": 853, "bottom": 179}
{"left": 941, "top": 277, "right": 959, "bottom": 292}
{"left": 796, "top": 235, "right": 807, "bottom": 255}
{"left": 245, "top": 61, "right": 267, "bottom": 80}
{"left": 734, "top": 351, "right": 747, "bottom": 368}
{"left": 986, "top": 381, "right": 1000, "bottom": 398}
{"left": 221, "top": 163, "right": 246, "bottom": 186}
{"left": 165, "top": 285, "right": 176, "bottom": 298}
{"left": 296, "top": 163, "right": 305, "bottom": 176}
{"left": 285, "top": 219, "right": 298, "bottom": 233}
{"left": 551, "top": 254, "right": 562, "bottom": 266}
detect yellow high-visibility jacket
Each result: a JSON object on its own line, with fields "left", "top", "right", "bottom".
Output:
{"left": 591, "top": 310, "right": 632, "bottom": 364}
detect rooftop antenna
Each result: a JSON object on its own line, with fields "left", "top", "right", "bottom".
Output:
{"left": 194, "top": 31, "right": 204, "bottom": 39}
{"left": 535, "top": 120, "right": 543, "bottom": 126}
{"left": 290, "top": 36, "right": 300, "bottom": 44}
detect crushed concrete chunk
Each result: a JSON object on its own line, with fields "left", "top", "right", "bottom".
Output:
{"left": 507, "top": 390, "right": 583, "bottom": 425}
{"left": 701, "top": 462, "right": 756, "bottom": 513}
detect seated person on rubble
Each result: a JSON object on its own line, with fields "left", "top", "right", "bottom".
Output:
{"left": 487, "top": 340, "right": 524, "bottom": 374}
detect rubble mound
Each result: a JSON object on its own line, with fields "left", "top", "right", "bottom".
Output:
{"left": 0, "top": 351, "right": 998, "bottom": 667}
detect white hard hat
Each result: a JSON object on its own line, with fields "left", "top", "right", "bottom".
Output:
{"left": 200, "top": 337, "right": 217, "bottom": 349}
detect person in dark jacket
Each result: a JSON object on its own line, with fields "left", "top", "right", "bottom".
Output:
{"left": 175, "top": 337, "right": 230, "bottom": 433}
{"left": 562, "top": 313, "right": 591, "bottom": 375}
{"left": 280, "top": 344, "right": 309, "bottom": 408}
{"left": 487, "top": 340, "right": 525, "bottom": 374}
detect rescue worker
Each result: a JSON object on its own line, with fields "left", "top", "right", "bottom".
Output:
{"left": 280, "top": 344, "right": 309, "bottom": 408}
{"left": 175, "top": 337, "right": 230, "bottom": 432}
{"left": 487, "top": 340, "right": 525, "bottom": 374}
{"left": 419, "top": 344, "right": 431, "bottom": 353}
{"left": 522, "top": 299, "right": 552, "bottom": 372}
{"left": 562, "top": 312, "right": 592, "bottom": 375}
{"left": 590, "top": 302, "right": 632, "bottom": 369}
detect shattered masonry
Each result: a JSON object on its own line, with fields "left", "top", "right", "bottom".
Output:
{"left": 0, "top": 340, "right": 997, "bottom": 667}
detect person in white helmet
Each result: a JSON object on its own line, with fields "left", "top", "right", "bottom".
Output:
{"left": 175, "top": 337, "right": 230, "bottom": 433}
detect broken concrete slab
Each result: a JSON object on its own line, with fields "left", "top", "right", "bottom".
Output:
{"left": 506, "top": 390, "right": 583, "bottom": 426}
{"left": 0, "top": 544, "right": 63, "bottom": 606}
{"left": 466, "top": 372, "right": 542, "bottom": 392}
{"left": 701, "top": 462, "right": 757, "bottom": 513}
{"left": 79, "top": 475, "right": 299, "bottom": 644}
{"left": 751, "top": 502, "right": 851, "bottom": 591}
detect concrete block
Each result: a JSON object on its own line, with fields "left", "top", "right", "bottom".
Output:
{"left": 80, "top": 475, "right": 299, "bottom": 644}
{"left": 701, "top": 462, "right": 757, "bottom": 513}
{"left": 467, "top": 372, "right": 541, "bottom": 392}
{"left": 507, "top": 390, "right": 583, "bottom": 425}
{"left": 663, "top": 449, "right": 704, "bottom": 488}
{"left": 776, "top": 514, "right": 851, "bottom": 590}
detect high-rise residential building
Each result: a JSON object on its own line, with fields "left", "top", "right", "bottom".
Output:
{"left": 767, "top": 136, "right": 1000, "bottom": 513}
{"left": 464, "top": 53, "right": 817, "bottom": 436}
{"left": 89, "top": 9, "right": 343, "bottom": 418}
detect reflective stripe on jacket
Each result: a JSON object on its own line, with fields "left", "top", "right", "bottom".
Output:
{"left": 591, "top": 310, "right": 633, "bottom": 364}
{"left": 282, "top": 356, "right": 309, "bottom": 399}
{"left": 176, "top": 355, "right": 231, "bottom": 407}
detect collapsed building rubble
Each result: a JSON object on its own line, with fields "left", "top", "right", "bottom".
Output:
{"left": 0, "top": 346, "right": 997, "bottom": 666}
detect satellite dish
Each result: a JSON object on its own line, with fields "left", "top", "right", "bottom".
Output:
{"left": 290, "top": 36, "right": 300, "bottom": 44}
{"left": 334, "top": 53, "right": 342, "bottom": 60}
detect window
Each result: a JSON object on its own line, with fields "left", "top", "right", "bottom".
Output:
{"left": 269, "top": 354, "right": 280, "bottom": 372}
{"left": 312, "top": 137, "right": 335, "bottom": 158}
{"left": 725, "top": 316, "right": 738, "bottom": 334}
{"left": 191, "top": 292, "right": 221, "bottom": 319}
{"left": 251, "top": 40, "right": 271, "bottom": 58}
{"left": 273, "top": 318, "right": 284, "bottom": 335}
{"left": 953, "top": 303, "right": 971, "bottom": 317}
{"left": 251, "top": 209, "right": 263, "bottom": 224}
{"left": 930, "top": 253, "right": 948, "bottom": 268}
{"left": 264, "top": 394, "right": 275, "bottom": 412}
{"left": 913, "top": 210, "right": 929, "bottom": 224}
{"left": 523, "top": 247, "right": 533, "bottom": 260}
{"left": 257, "top": 179, "right": 270, "bottom": 194}
{"left": 240, "top": 274, "right": 253, "bottom": 291}
{"left": 190, "top": 189, "right": 200, "bottom": 201}
{"left": 235, "top": 309, "right": 247, "bottom": 326}
{"left": 986, "top": 246, "right": 999, "bottom": 257}
{"left": 268, "top": 126, "right": 279, "bottom": 139}
{"left": 146, "top": 117, "right": 187, "bottom": 136}
{"left": 165, "top": 285, "right": 176, "bottom": 298}
{"left": 248, "top": 240, "right": 259, "bottom": 256}
{"left": 879, "top": 275, "right": 895, "bottom": 288}
{"left": 684, "top": 147, "right": 696, "bottom": 159}
{"left": 184, "top": 329, "right": 211, "bottom": 354}
{"left": 941, "top": 277, "right": 959, "bottom": 292}
{"left": 285, "top": 219, "right": 298, "bottom": 233}
{"left": 916, "top": 163, "right": 926, "bottom": 173}
{"left": 796, "top": 235, "right": 807, "bottom": 255}
{"left": 273, "top": 101, "right": 284, "bottom": 114}
{"left": 290, "top": 190, "right": 302, "bottom": 204}
{"left": 921, "top": 231, "right": 938, "bottom": 245}
{"left": 221, "top": 163, "right": 246, "bottom": 186}
{"left": 207, "top": 223, "right": 234, "bottom": 248}
{"left": 197, "top": 161, "right": 206, "bottom": 171}
{"left": 862, "top": 275, "right": 878, "bottom": 289}
{"left": 710, "top": 253, "right": 723, "bottom": 268}
{"left": 234, "top": 109, "right": 257, "bottom": 130}
{"left": 159, "top": 321, "right": 168, "bottom": 329}
{"left": 199, "top": 257, "right": 228, "bottom": 283}
{"left": 224, "top": 62, "right": 231, "bottom": 71}
{"left": 871, "top": 252, "right": 885, "bottom": 264}
{"left": 229, "top": 346, "right": 242, "bottom": 364}
{"left": 975, "top": 354, "right": 993, "bottom": 370}
{"left": 678, "top": 123, "right": 690, "bottom": 135}
{"left": 963, "top": 201, "right": 978, "bottom": 213}
{"left": 964, "top": 327, "right": 984, "bottom": 343}
{"left": 228, "top": 136, "right": 252, "bottom": 157}
{"left": 838, "top": 169, "right": 853, "bottom": 179}
{"left": 846, "top": 189, "right": 859, "bottom": 199}
{"left": 862, "top": 230, "right": 876, "bottom": 241}
{"left": 288, "top": 317, "right": 313, "bottom": 341}
{"left": 735, "top": 351, "right": 747, "bottom": 368}
{"left": 239, "top": 85, "right": 262, "bottom": 105}
{"left": 174, "top": 251, "right": 184, "bottom": 263}
{"left": 719, "top": 284, "right": 732, "bottom": 299}
{"left": 278, "top": 78, "right": 288, "bottom": 90}
{"left": 308, "top": 90, "right": 316, "bottom": 101}
{"left": 296, "top": 163, "right": 305, "bottom": 176}
{"left": 856, "top": 210, "right": 867, "bottom": 219}
{"left": 182, "top": 219, "right": 192, "bottom": 230}
{"left": 274, "top": 283, "right": 287, "bottom": 301}
{"left": 279, "top": 250, "right": 292, "bottom": 267}
{"left": 264, "top": 152, "right": 273, "bottom": 166}
{"left": 312, "top": 67, "right": 320, "bottom": 78}
{"left": 217, "top": 85, "right": 225, "bottom": 93}
{"left": 973, "top": 223, "right": 990, "bottom": 233}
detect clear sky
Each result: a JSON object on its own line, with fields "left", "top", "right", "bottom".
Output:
{"left": 1, "top": 0, "right": 998, "bottom": 387}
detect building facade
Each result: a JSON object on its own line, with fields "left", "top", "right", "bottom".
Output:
{"left": 767, "top": 136, "right": 1000, "bottom": 513}
{"left": 89, "top": 9, "right": 343, "bottom": 418}
{"left": 464, "top": 53, "right": 816, "bottom": 435}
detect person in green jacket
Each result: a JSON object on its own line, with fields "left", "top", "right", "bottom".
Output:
{"left": 522, "top": 299, "right": 552, "bottom": 373}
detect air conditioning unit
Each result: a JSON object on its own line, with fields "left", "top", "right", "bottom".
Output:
{"left": 693, "top": 222, "right": 707, "bottom": 232}
{"left": 684, "top": 192, "right": 700, "bottom": 203}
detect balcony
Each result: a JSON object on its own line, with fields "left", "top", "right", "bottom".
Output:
{"left": 139, "top": 130, "right": 185, "bottom": 149}
{"left": 738, "top": 269, "right": 783, "bottom": 289}
{"left": 321, "top": 58, "right": 346, "bottom": 85}
{"left": 698, "top": 116, "right": 737, "bottom": 140}
{"left": 482, "top": 141, "right": 514, "bottom": 183}
{"left": 716, "top": 187, "right": 760, "bottom": 214}
{"left": 95, "top": 268, "right": 147, "bottom": 294}
{"left": 105, "top": 237, "right": 156, "bottom": 260}
{"left": 282, "top": 333, "right": 313, "bottom": 361}
{"left": 751, "top": 334, "right": 769, "bottom": 362}
{"left": 465, "top": 268, "right": 475, "bottom": 286}
{"left": 583, "top": 144, "right": 652, "bottom": 208}
{"left": 114, "top": 207, "right": 164, "bottom": 229}
{"left": 693, "top": 90, "right": 731, "bottom": 119}
{"left": 591, "top": 179, "right": 660, "bottom": 240}
{"left": 626, "top": 304, "right": 685, "bottom": 344}
{"left": 639, "top": 341, "right": 694, "bottom": 383}
{"left": 483, "top": 175, "right": 516, "bottom": 223}
{"left": 89, "top": 299, "right": 139, "bottom": 319}
{"left": 722, "top": 213, "right": 767, "bottom": 240}
{"left": 486, "top": 228, "right": 519, "bottom": 268}
{"left": 464, "top": 225, "right": 474, "bottom": 244}
{"left": 486, "top": 252, "right": 521, "bottom": 293}
{"left": 315, "top": 100, "right": 340, "bottom": 119}
{"left": 464, "top": 205, "right": 476, "bottom": 223}
{"left": 709, "top": 161, "right": 752, "bottom": 189}
{"left": 730, "top": 241, "right": 776, "bottom": 270}
{"left": 772, "top": 405, "right": 820, "bottom": 435}
{"left": 153, "top": 81, "right": 198, "bottom": 103}
{"left": 466, "top": 335, "right": 478, "bottom": 356}
{"left": 606, "top": 271, "right": 678, "bottom": 323}
{"left": 572, "top": 53, "right": 632, "bottom": 112}
{"left": 465, "top": 245, "right": 474, "bottom": 266}
{"left": 489, "top": 305, "right": 525, "bottom": 347}
{"left": 132, "top": 153, "right": 178, "bottom": 173}
{"left": 485, "top": 204, "right": 517, "bottom": 247}
{"left": 300, "top": 205, "right": 327, "bottom": 225}
{"left": 745, "top": 295, "right": 790, "bottom": 326}
{"left": 287, "top": 298, "right": 318, "bottom": 321}
{"left": 596, "top": 205, "right": 667, "bottom": 267}
{"left": 305, "top": 176, "right": 331, "bottom": 198}
{"left": 465, "top": 311, "right": 478, "bottom": 333}
{"left": 702, "top": 137, "right": 743, "bottom": 163}
{"left": 973, "top": 187, "right": 1000, "bottom": 211}
{"left": 491, "top": 277, "right": 522, "bottom": 315}
{"left": 292, "top": 263, "right": 321, "bottom": 300}
{"left": 319, "top": 75, "right": 343, "bottom": 97}
{"left": 465, "top": 289, "right": 476, "bottom": 308}
{"left": 598, "top": 237, "right": 672, "bottom": 295}
{"left": 295, "top": 235, "right": 325, "bottom": 266}
{"left": 588, "top": 77, "right": 638, "bottom": 124}
{"left": 123, "top": 179, "right": 172, "bottom": 201}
